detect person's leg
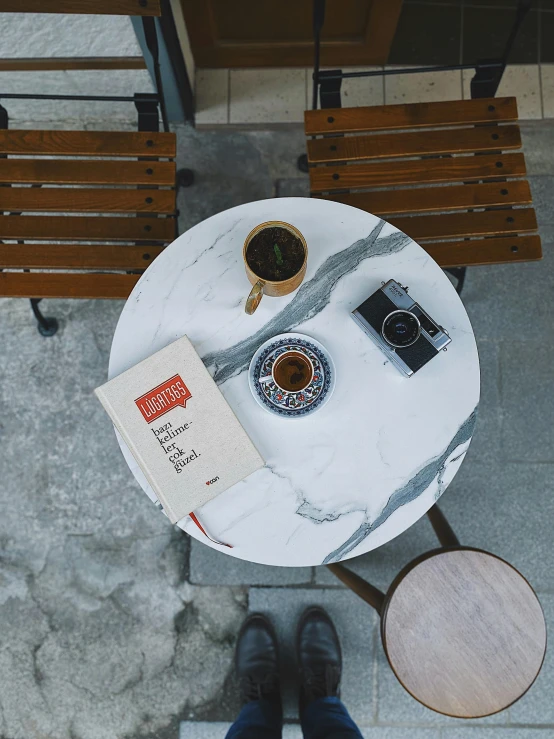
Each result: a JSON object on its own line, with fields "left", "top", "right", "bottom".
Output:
{"left": 226, "top": 698, "right": 282, "bottom": 739}
{"left": 225, "top": 613, "right": 282, "bottom": 739}
{"left": 301, "top": 697, "right": 363, "bottom": 739}
{"left": 296, "top": 607, "right": 364, "bottom": 739}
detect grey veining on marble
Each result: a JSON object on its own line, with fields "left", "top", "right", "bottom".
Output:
{"left": 323, "top": 408, "right": 477, "bottom": 564}
{"left": 203, "top": 221, "right": 411, "bottom": 385}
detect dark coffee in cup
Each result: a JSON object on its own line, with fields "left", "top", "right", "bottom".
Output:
{"left": 272, "top": 351, "right": 313, "bottom": 392}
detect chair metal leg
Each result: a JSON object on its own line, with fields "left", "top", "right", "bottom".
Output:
{"left": 3, "top": 110, "right": 58, "bottom": 339}
{"left": 297, "top": 153, "right": 309, "bottom": 173}
{"left": 445, "top": 267, "right": 467, "bottom": 295}
{"left": 30, "top": 299, "right": 58, "bottom": 337}
{"left": 470, "top": 0, "right": 532, "bottom": 99}
{"left": 312, "top": 0, "right": 326, "bottom": 110}
{"left": 427, "top": 504, "right": 460, "bottom": 548}
{"left": 141, "top": 15, "right": 169, "bottom": 132}
{"left": 326, "top": 563, "right": 386, "bottom": 614}
{"left": 176, "top": 168, "right": 194, "bottom": 188}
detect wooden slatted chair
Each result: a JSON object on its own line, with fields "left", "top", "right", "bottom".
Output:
{"left": 303, "top": 0, "right": 541, "bottom": 293}
{"left": 305, "top": 97, "right": 541, "bottom": 287}
{"left": 0, "top": 0, "right": 189, "bottom": 335}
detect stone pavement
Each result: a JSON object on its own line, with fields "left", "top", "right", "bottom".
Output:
{"left": 0, "top": 122, "right": 553, "bottom": 739}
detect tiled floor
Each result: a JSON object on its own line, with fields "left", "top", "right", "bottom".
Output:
{"left": 195, "top": 64, "right": 554, "bottom": 125}
{"left": 3, "top": 120, "right": 553, "bottom": 739}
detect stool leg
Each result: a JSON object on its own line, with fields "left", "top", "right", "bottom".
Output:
{"left": 427, "top": 504, "right": 460, "bottom": 548}
{"left": 326, "top": 563, "right": 385, "bottom": 614}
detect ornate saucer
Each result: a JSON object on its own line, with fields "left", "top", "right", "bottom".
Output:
{"left": 248, "top": 333, "right": 335, "bottom": 418}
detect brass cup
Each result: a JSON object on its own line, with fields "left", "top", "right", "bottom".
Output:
{"left": 243, "top": 221, "right": 308, "bottom": 315}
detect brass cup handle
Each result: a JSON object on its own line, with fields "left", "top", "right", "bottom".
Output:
{"left": 245, "top": 279, "right": 265, "bottom": 315}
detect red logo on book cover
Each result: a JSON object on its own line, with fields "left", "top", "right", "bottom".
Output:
{"left": 135, "top": 374, "right": 192, "bottom": 423}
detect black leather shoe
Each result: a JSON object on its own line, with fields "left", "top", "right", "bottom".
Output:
{"left": 297, "top": 606, "right": 342, "bottom": 714}
{"left": 236, "top": 613, "right": 281, "bottom": 707}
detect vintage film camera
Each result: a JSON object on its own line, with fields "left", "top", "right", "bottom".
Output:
{"left": 351, "top": 280, "right": 452, "bottom": 377}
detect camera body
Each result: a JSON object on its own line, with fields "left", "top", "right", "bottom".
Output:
{"left": 351, "top": 279, "right": 451, "bottom": 377}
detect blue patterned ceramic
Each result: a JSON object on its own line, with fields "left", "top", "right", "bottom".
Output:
{"left": 248, "top": 333, "right": 335, "bottom": 418}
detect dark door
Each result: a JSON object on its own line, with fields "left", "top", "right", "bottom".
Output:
{"left": 180, "top": 0, "right": 403, "bottom": 68}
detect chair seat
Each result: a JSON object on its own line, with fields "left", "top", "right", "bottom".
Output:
{"left": 304, "top": 97, "right": 542, "bottom": 268}
{"left": 382, "top": 548, "right": 546, "bottom": 718}
{"left": 0, "top": 128, "right": 177, "bottom": 299}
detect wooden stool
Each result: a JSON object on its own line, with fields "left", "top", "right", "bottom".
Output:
{"left": 328, "top": 506, "right": 546, "bottom": 718}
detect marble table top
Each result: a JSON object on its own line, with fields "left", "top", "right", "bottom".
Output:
{"left": 109, "top": 197, "right": 480, "bottom": 567}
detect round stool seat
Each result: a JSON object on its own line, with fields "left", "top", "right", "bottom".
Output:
{"left": 382, "top": 548, "right": 546, "bottom": 718}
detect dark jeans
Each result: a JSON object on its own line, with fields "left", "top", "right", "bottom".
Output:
{"left": 225, "top": 696, "right": 364, "bottom": 739}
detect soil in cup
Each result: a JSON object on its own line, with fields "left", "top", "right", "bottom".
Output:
{"left": 246, "top": 226, "right": 305, "bottom": 282}
{"left": 273, "top": 352, "right": 313, "bottom": 392}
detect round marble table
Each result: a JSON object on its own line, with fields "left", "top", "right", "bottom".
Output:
{"left": 109, "top": 197, "right": 480, "bottom": 567}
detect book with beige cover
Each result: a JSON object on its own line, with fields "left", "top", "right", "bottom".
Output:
{"left": 95, "top": 336, "right": 264, "bottom": 524}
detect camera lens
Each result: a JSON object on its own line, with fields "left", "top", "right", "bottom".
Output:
{"left": 382, "top": 310, "right": 421, "bottom": 348}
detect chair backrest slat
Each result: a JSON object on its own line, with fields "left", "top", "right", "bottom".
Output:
{"left": 0, "top": 214, "right": 174, "bottom": 242}
{"left": 0, "top": 187, "right": 175, "bottom": 214}
{"left": 387, "top": 209, "right": 538, "bottom": 242}
{"left": 0, "top": 158, "right": 175, "bottom": 186}
{"left": 305, "top": 97, "right": 518, "bottom": 136}
{"left": 424, "top": 235, "right": 542, "bottom": 268}
{"left": 323, "top": 181, "right": 532, "bottom": 218}
{"left": 0, "top": 130, "right": 175, "bottom": 157}
{"left": 309, "top": 153, "right": 527, "bottom": 193}
{"left": 0, "top": 243, "right": 165, "bottom": 270}
{"left": 307, "top": 124, "right": 522, "bottom": 164}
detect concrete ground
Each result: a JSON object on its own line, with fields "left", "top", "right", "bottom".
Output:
{"left": 1, "top": 122, "right": 554, "bottom": 739}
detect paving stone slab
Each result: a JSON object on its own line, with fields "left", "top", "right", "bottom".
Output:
{"left": 464, "top": 340, "right": 501, "bottom": 466}
{"left": 460, "top": 235, "right": 554, "bottom": 345}
{"left": 314, "top": 515, "right": 438, "bottom": 592}
{"left": 357, "top": 730, "right": 440, "bottom": 739}
{"left": 247, "top": 127, "right": 309, "bottom": 180}
{"left": 510, "top": 592, "right": 554, "bottom": 724}
{"left": 179, "top": 723, "right": 310, "bottom": 739}
{"left": 443, "top": 730, "right": 554, "bottom": 739}
{"left": 500, "top": 340, "right": 554, "bottom": 463}
{"left": 174, "top": 125, "right": 274, "bottom": 233}
{"left": 528, "top": 176, "right": 554, "bottom": 227}
{"left": 190, "top": 539, "right": 313, "bottom": 586}
{"left": 248, "top": 588, "right": 376, "bottom": 726}
{"left": 276, "top": 178, "right": 311, "bottom": 198}
{"left": 521, "top": 122, "right": 554, "bottom": 175}
{"left": 440, "top": 461, "right": 554, "bottom": 589}
{"left": 174, "top": 125, "right": 308, "bottom": 235}
{"left": 179, "top": 722, "right": 441, "bottom": 738}
{"left": 180, "top": 722, "right": 230, "bottom": 739}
